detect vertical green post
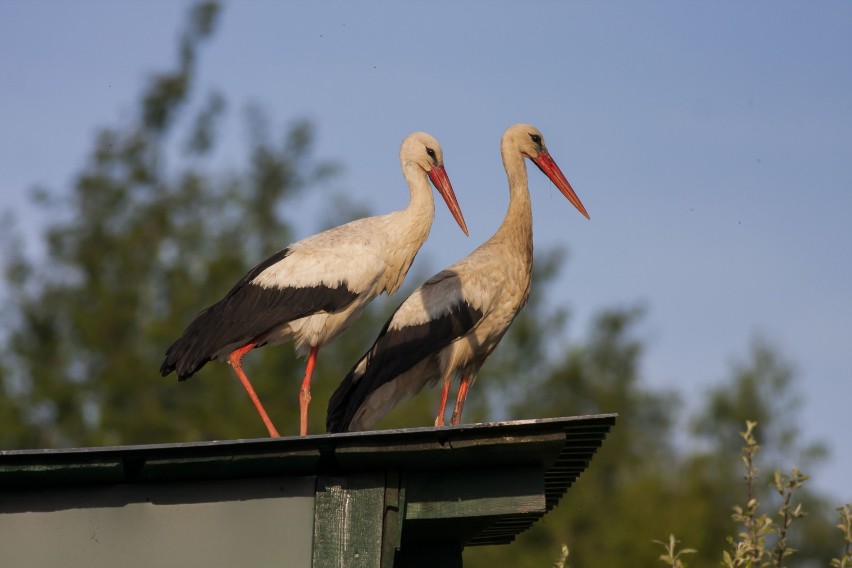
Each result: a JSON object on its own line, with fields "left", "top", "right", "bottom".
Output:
{"left": 312, "top": 473, "right": 386, "bottom": 568}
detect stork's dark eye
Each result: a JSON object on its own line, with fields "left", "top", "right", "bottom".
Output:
{"left": 530, "top": 134, "right": 542, "bottom": 145}
{"left": 426, "top": 147, "right": 437, "bottom": 159}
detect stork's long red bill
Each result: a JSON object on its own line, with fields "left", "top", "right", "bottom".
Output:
{"left": 428, "top": 165, "right": 469, "bottom": 236}
{"left": 532, "top": 151, "right": 590, "bottom": 220}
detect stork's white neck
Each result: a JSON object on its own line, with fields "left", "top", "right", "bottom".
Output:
{"left": 491, "top": 146, "right": 533, "bottom": 259}
{"left": 398, "top": 161, "right": 436, "bottom": 251}
{"left": 401, "top": 161, "right": 436, "bottom": 221}
{"left": 376, "top": 160, "right": 436, "bottom": 295}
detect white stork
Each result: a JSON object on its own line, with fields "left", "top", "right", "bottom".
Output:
{"left": 326, "top": 124, "right": 589, "bottom": 433}
{"left": 160, "top": 132, "right": 468, "bottom": 437}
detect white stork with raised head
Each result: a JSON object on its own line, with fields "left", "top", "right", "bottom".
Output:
{"left": 326, "top": 124, "right": 589, "bottom": 433}
{"left": 160, "top": 132, "right": 468, "bottom": 437}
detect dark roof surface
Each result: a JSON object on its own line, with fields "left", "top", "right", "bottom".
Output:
{"left": 0, "top": 414, "right": 616, "bottom": 546}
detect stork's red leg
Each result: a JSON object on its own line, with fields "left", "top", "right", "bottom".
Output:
{"left": 450, "top": 374, "right": 471, "bottom": 426}
{"left": 299, "top": 345, "right": 319, "bottom": 436}
{"left": 435, "top": 379, "right": 452, "bottom": 427}
{"left": 229, "top": 343, "right": 281, "bottom": 438}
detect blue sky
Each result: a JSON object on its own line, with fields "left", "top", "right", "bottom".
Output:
{"left": 1, "top": 2, "right": 850, "bottom": 499}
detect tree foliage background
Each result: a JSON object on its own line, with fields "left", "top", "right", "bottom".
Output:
{"left": 0, "top": 4, "right": 843, "bottom": 566}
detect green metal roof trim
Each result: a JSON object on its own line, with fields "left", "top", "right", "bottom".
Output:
{"left": 0, "top": 414, "right": 616, "bottom": 546}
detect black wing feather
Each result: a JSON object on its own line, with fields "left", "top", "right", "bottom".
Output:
{"left": 326, "top": 300, "right": 482, "bottom": 433}
{"left": 160, "top": 248, "right": 358, "bottom": 380}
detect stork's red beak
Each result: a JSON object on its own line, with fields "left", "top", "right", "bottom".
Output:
{"left": 428, "top": 165, "right": 469, "bottom": 236}
{"left": 532, "top": 151, "right": 590, "bottom": 220}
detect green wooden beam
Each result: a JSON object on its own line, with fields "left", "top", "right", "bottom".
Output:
{"left": 404, "top": 466, "right": 545, "bottom": 521}
{"left": 332, "top": 432, "right": 566, "bottom": 472}
{"left": 312, "top": 473, "right": 386, "bottom": 568}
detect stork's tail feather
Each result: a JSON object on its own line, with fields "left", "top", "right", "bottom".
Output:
{"left": 159, "top": 333, "right": 213, "bottom": 380}
{"left": 159, "top": 360, "right": 175, "bottom": 377}
{"left": 326, "top": 368, "right": 361, "bottom": 433}
{"left": 159, "top": 304, "right": 227, "bottom": 381}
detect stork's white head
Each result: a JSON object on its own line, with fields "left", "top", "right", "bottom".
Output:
{"left": 400, "top": 132, "right": 469, "bottom": 235}
{"left": 502, "top": 123, "right": 590, "bottom": 220}
{"left": 501, "top": 123, "right": 548, "bottom": 161}
{"left": 400, "top": 131, "right": 444, "bottom": 173}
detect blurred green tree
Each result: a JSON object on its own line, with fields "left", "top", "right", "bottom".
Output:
{"left": 464, "top": 315, "right": 836, "bottom": 568}
{"left": 686, "top": 339, "right": 834, "bottom": 566}
{"left": 0, "top": 1, "right": 344, "bottom": 445}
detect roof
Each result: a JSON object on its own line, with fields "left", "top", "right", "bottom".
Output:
{"left": 0, "top": 414, "right": 616, "bottom": 547}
